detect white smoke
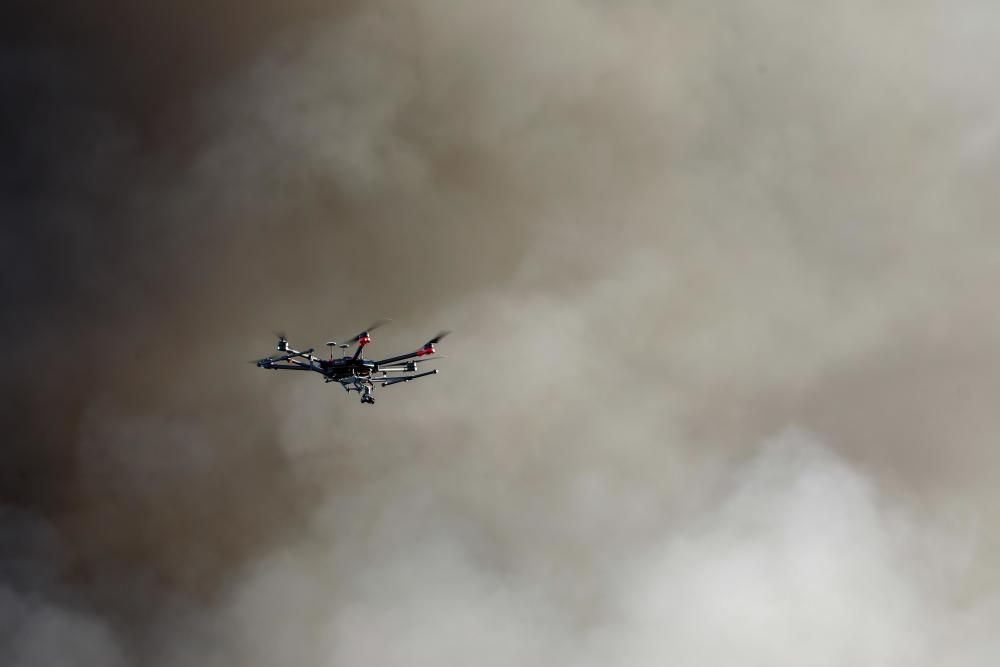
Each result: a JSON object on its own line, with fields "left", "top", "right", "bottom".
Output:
{"left": 5, "top": 1, "right": 1000, "bottom": 665}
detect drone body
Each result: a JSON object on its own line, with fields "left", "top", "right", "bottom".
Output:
{"left": 254, "top": 320, "right": 448, "bottom": 404}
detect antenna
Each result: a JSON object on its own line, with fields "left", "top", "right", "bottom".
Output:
{"left": 327, "top": 342, "right": 336, "bottom": 361}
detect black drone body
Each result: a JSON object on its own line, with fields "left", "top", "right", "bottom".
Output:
{"left": 254, "top": 320, "right": 448, "bottom": 404}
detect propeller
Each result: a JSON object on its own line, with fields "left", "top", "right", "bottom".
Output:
{"left": 339, "top": 319, "right": 392, "bottom": 346}
{"left": 417, "top": 330, "right": 451, "bottom": 356}
{"left": 424, "top": 330, "right": 451, "bottom": 346}
{"left": 274, "top": 331, "right": 289, "bottom": 352}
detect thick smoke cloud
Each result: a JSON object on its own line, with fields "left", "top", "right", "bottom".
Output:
{"left": 3, "top": 1, "right": 1000, "bottom": 665}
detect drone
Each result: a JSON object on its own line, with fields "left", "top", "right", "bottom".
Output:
{"left": 253, "top": 320, "right": 448, "bottom": 404}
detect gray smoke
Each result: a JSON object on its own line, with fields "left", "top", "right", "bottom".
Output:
{"left": 3, "top": 1, "right": 1000, "bottom": 665}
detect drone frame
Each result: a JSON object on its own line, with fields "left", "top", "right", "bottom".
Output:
{"left": 254, "top": 322, "right": 448, "bottom": 404}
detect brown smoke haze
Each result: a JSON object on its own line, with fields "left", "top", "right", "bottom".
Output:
{"left": 3, "top": 1, "right": 1000, "bottom": 665}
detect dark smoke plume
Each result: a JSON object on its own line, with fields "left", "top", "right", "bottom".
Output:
{"left": 3, "top": 2, "right": 1000, "bottom": 665}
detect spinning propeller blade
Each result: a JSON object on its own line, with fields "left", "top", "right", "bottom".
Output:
{"left": 342, "top": 318, "right": 392, "bottom": 344}
{"left": 416, "top": 330, "right": 451, "bottom": 356}
{"left": 425, "top": 330, "right": 451, "bottom": 346}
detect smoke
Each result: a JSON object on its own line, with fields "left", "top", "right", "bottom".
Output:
{"left": 3, "top": 1, "right": 1000, "bottom": 664}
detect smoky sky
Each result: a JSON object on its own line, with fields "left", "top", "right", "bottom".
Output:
{"left": 3, "top": 2, "right": 1000, "bottom": 665}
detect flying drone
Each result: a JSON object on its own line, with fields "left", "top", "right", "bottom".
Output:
{"left": 253, "top": 320, "right": 448, "bottom": 404}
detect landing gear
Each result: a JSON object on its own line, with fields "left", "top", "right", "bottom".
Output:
{"left": 359, "top": 380, "right": 375, "bottom": 405}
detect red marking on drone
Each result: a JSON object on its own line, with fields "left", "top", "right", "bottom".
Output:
{"left": 417, "top": 344, "right": 435, "bottom": 357}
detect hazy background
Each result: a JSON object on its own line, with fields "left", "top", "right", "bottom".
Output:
{"left": 3, "top": 1, "right": 1000, "bottom": 665}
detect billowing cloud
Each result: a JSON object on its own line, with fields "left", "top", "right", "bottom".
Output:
{"left": 3, "top": 1, "right": 1000, "bottom": 665}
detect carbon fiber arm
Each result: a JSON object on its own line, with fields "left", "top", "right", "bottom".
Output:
{"left": 379, "top": 369, "right": 438, "bottom": 387}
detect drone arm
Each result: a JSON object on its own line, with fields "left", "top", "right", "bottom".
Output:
{"left": 379, "top": 369, "right": 438, "bottom": 387}
{"left": 375, "top": 361, "right": 426, "bottom": 373}
{"left": 374, "top": 351, "right": 424, "bottom": 366}
{"left": 261, "top": 364, "right": 314, "bottom": 371}
{"left": 266, "top": 348, "right": 315, "bottom": 364}
{"left": 374, "top": 331, "right": 448, "bottom": 366}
